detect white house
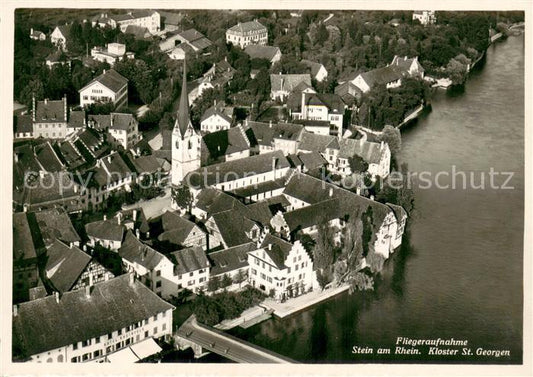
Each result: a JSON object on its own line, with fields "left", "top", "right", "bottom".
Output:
{"left": 289, "top": 92, "right": 345, "bottom": 137}
{"left": 226, "top": 20, "right": 268, "bottom": 49}
{"left": 79, "top": 69, "right": 128, "bottom": 110}
{"left": 30, "top": 28, "right": 46, "bottom": 41}
{"left": 114, "top": 10, "right": 160, "bottom": 34}
{"left": 32, "top": 96, "right": 68, "bottom": 139}
{"left": 200, "top": 104, "right": 233, "bottom": 133}
{"left": 244, "top": 45, "right": 282, "bottom": 66}
{"left": 248, "top": 233, "right": 315, "bottom": 300}
{"left": 12, "top": 274, "right": 174, "bottom": 363}
{"left": 108, "top": 113, "right": 141, "bottom": 150}
{"left": 270, "top": 74, "right": 312, "bottom": 101}
{"left": 91, "top": 43, "right": 134, "bottom": 66}
{"left": 412, "top": 11, "right": 436, "bottom": 25}
{"left": 50, "top": 25, "right": 70, "bottom": 50}
{"left": 85, "top": 217, "right": 125, "bottom": 251}
{"left": 301, "top": 59, "right": 328, "bottom": 82}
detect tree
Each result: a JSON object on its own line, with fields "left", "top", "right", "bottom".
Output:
{"left": 315, "top": 23, "right": 329, "bottom": 46}
{"left": 171, "top": 185, "right": 193, "bottom": 212}
{"left": 313, "top": 220, "right": 336, "bottom": 270}
{"left": 233, "top": 269, "right": 248, "bottom": 288}
{"left": 348, "top": 154, "right": 369, "bottom": 174}
{"left": 379, "top": 125, "right": 402, "bottom": 158}
{"left": 220, "top": 274, "right": 233, "bottom": 289}
{"left": 446, "top": 56, "right": 469, "bottom": 85}
{"left": 19, "top": 79, "right": 44, "bottom": 109}
{"left": 207, "top": 275, "right": 221, "bottom": 292}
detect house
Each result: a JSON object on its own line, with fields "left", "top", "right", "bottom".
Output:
{"left": 12, "top": 274, "right": 174, "bottom": 363}
{"left": 270, "top": 73, "right": 312, "bottom": 101}
{"left": 167, "top": 43, "right": 196, "bottom": 61}
{"left": 57, "top": 141, "right": 85, "bottom": 170}
{"left": 202, "top": 59, "right": 236, "bottom": 87}
{"left": 29, "top": 28, "right": 46, "bottom": 41}
{"left": 169, "top": 246, "right": 210, "bottom": 293}
{"left": 34, "top": 141, "right": 64, "bottom": 172}
{"left": 201, "top": 125, "right": 250, "bottom": 165}
{"left": 226, "top": 20, "right": 268, "bottom": 48}
{"left": 14, "top": 114, "right": 33, "bottom": 139}
{"left": 159, "top": 31, "right": 181, "bottom": 52}
{"left": 158, "top": 11, "right": 183, "bottom": 31}
{"left": 246, "top": 121, "right": 304, "bottom": 155}
{"left": 67, "top": 110, "right": 86, "bottom": 135}
{"left": 184, "top": 150, "right": 291, "bottom": 196}
{"left": 200, "top": 104, "right": 233, "bottom": 133}
{"left": 50, "top": 25, "right": 70, "bottom": 50}
{"left": 43, "top": 240, "right": 114, "bottom": 294}
{"left": 286, "top": 151, "right": 327, "bottom": 174}
{"left": 13, "top": 212, "right": 45, "bottom": 303}
{"left": 107, "top": 113, "right": 141, "bottom": 150}
{"left": 32, "top": 96, "right": 68, "bottom": 139}
{"left": 176, "top": 29, "right": 212, "bottom": 52}
{"left": 91, "top": 13, "right": 117, "bottom": 29}
{"left": 33, "top": 207, "right": 81, "bottom": 247}
{"left": 90, "top": 43, "right": 134, "bottom": 66}
{"left": 124, "top": 25, "right": 151, "bottom": 40}
{"left": 334, "top": 81, "right": 362, "bottom": 107}
{"left": 244, "top": 45, "right": 281, "bottom": 65}
{"left": 301, "top": 59, "right": 328, "bottom": 82}
{"left": 187, "top": 77, "right": 215, "bottom": 104}
{"left": 191, "top": 187, "right": 247, "bottom": 221}
{"left": 205, "top": 208, "right": 262, "bottom": 248}
{"left": 297, "top": 131, "right": 391, "bottom": 178}
{"left": 157, "top": 211, "right": 207, "bottom": 250}
{"left": 245, "top": 195, "right": 291, "bottom": 228}
{"left": 114, "top": 10, "right": 160, "bottom": 34}
{"left": 390, "top": 55, "right": 425, "bottom": 79}
{"left": 79, "top": 69, "right": 128, "bottom": 110}
{"left": 248, "top": 233, "right": 315, "bottom": 300}
{"left": 45, "top": 50, "right": 71, "bottom": 69}
{"left": 208, "top": 242, "right": 256, "bottom": 289}
{"left": 412, "top": 10, "right": 436, "bottom": 25}
{"left": 289, "top": 92, "right": 345, "bottom": 137}
{"left": 85, "top": 217, "right": 125, "bottom": 250}
{"left": 280, "top": 172, "right": 406, "bottom": 258}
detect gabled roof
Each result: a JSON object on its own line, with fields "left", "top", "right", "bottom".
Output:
{"left": 227, "top": 20, "right": 267, "bottom": 34}
{"left": 54, "top": 25, "right": 71, "bottom": 39}
{"left": 195, "top": 188, "right": 247, "bottom": 216}
{"left": 14, "top": 114, "right": 33, "bottom": 134}
{"left": 260, "top": 233, "right": 293, "bottom": 269}
{"left": 246, "top": 195, "right": 290, "bottom": 227}
{"left": 33, "top": 208, "right": 81, "bottom": 246}
{"left": 185, "top": 150, "right": 290, "bottom": 188}
{"left": 35, "top": 142, "right": 63, "bottom": 172}
{"left": 118, "top": 231, "right": 166, "bottom": 271}
{"left": 391, "top": 55, "right": 425, "bottom": 74}
{"left": 304, "top": 93, "right": 345, "bottom": 113}
{"left": 170, "top": 246, "right": 209, "bottom": 275}
{"left": 358, "top": 65, "right": 403, "bottom": 88}
{"left": 296, "top": 151, "right": 327, "bottom": 171}
{"left": 12, "top": 274, "right": 174, "bottom": 357}
{"left": 158, "top": 10, "right": 183, "bottom": 25}
{"left": 246, "top": 121, "right": 304, "bottom": 147}
{"left": 13, "top": 212, "right": 39, "bottom": 262}
{"left": 58, "top": 141, "right": 84, "bottom": 168}
{"left": 200, "top": 105, "right": 233, "bottom": 124}
{"left": 44, "top": 240, "right": 92, "bottom": 293}
{"left": 85, "top": 218, "right": 124, "bottom": 242}
{"left": 202, "top": 125, "right": 250, "bottom": 160}
{"left": 338, "top": 138, "right": 384, "bottom": 164}
{"left": 132, "top": 155, "right": 161, "bottom": 174}
{"left": 244, "top": 45, "right": 281, "bottom": 62}
{"left": 80, "top": 69, "right": 128, "bottom": 93}
{"left": 208, "top": 242, "right": 256, "bottom": 276}
{"left": 298, "top": 132, "right": 336, "bottom": 153}
{"left": 110, "top": 113, "right": 137, "bottom": 131}
{"left": 270, "top": 74, "right": 312, "bottom": 93}
{"left": 301, "top": 59, "right": 325, "bottom": 77}
{"left": 211, "top": 209, "right": 258, "bottom": 247}
{"left": 283, "top": 198, "right": 343, "bottom": 231}
{"left": 35, "top": 98, "right": 66, "bottom": 123}
{"left": 68, "top": 110, "right": 85, "bottom": 128}
{"left": 100, "top": 152, "right": 134, "bottom": 180}
{"left": 125, "top": 25, "right": 150, "bottom": 39}
{"left": 178, "top": 28, "right": 207, "bottom": 43}
{"left": 157, "top": 212, "right": 200, "bottom": 246}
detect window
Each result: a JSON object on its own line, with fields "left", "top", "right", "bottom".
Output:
{"left": 145, "top": 331, "right": 149, "bottom": 338}
{"left": 93, "top": 350, "right": 101, "bottom": 358}
{"left": 118, "top": 329, "right": 122, "bottom": 336}
{"left": 156, "top": 281, "right": 161, "bottom": 288}
{"left": 189, "top": 272, "right": 193, "bottom": 277}
{"left": 156, "top": 270, "right": 161, "bottom": 277}
{"left": 73, "top": 343, "right": 78, "bottom": 350}
{"left": 153, "top": 327, "right": 158, "bottom": 335}
{"left": 162, "top": 323, "right": 167, "bottom": 331}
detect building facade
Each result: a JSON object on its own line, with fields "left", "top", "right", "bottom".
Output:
{"left": 226, "top": 20, "right": 268, "bottom": 48}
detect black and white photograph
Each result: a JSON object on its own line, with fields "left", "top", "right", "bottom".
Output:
{"left": 2, "top": 1, "right": 531, "bottom": 375}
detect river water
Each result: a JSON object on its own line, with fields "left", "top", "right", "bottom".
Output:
{"left": 230, "top": 35, "right": 525, "bottom": 364}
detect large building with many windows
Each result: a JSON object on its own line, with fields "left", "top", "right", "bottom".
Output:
{"left": 79, "top": 69, "right": 128, "bottom": 110}
{"left": 225, "top": 20, "right": 268, "bottom": 48}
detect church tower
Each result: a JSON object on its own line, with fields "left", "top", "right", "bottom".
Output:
{"left": 171, "top": 60, "right": 201, "bottom": 188}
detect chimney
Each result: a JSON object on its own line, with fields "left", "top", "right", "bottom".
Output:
{"left": 13, "top": 305, "right": 18, "bottom": 317}
{"left": 129, "top": 273, "right": 135, "bottom": 285}
{"left": 107, "top": 155, "right": 112, "bottom": 163}
{"left": 269, "top": 120, "right": 272, "bottom": 128}
{"left": 136, "top": 229, "right": 140, "bottom": 238}
{"left": 133, "top": 209, "right": 138, "bottom": 221}
{"left": 85, "top": 285, "right": 91, "bottom": 298}
{"left": 103, "top": 214, "right": 107, "bottom": 221}
{"left": 105, "top": 273, "right": 110, "bottom": 281}
{"left": 54, "top": 291, "right": 60, "bottom": 303}
{"left": 380, "top": 141, "right": 384, "bottom": 151}
{"left": 69, "top": 242, "right": 73, "bottom": 248}
{"left": 30, "top": 28, "right": 33, "bottom": 34}
{"left": 117, "top": 212, "right": 122, "bottom": 224}
{"left": 214, "top": 99, "right": 217, "bottom": 107}
{"left": 14, "top": 152, "right": 19, "bottom": 163}
{"left": 356, "top": 187, "right": 361, "bottom": 195}
{"left": 268, "top": 243, "right": 272, "bottom": 250}
{"left": 83, "top": 244, "right": 87, "bottom": 251}
{"left": 44, "top": 98, "right": 48, "bottom": 105}
{"left": 329, "top": 187, "right": 333, "bottom": 197}
{"left": 370, "top": 195, "right": 375, "bottom": 201}
{"left": 146, "top": 231, "right": 150, "bottom": 239}
{"left": 272, "top": 156, "right": 277, "bottom": 172}
{"left": 103, "top": 69, "right": 106, "bottom": 74}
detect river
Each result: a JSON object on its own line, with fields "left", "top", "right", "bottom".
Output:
{"left": 230, "top": 35, "right": 525, "bottom": 364}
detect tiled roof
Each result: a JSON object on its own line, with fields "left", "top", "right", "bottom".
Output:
{"left": 100, "top": 152, "right": 134, "bottom": 180}
{"left": 301, "top": 59, "right": 324, "bottom": 77}
{"left": 118, "top": 231, "right": 166, "bottom": 271}
{"left": 88, "top": 114, "right": 112, "bottom": 130}
{"left": 18, "top": 172, "right": 81, "bottom": 210}
{"left": 200, "top": 105, "right": 232, "bottom": 124}
{"left": 34, "top": 208, "right": 81, "bottom": 246}
{"left": 270, "top": 74, "right": 312, "bottom": 93}
{"left": 170, "top": 246, "right": 209, "bottom": 275}
{"left": 296, "top": 151, "right": 327, "bottom": 171}
{"left": 124, "top": 25, "right": 150, "bottom": 39}
{"left": 260, "top": 233, "right": 292, "bottom": 269}
{"left": 110, "top": 112, "right": 137, "bottom": 131}
{"left": 244, "top": 45, "right": 281, "bottom": 61}
{"left": 81, "top": 69, "right": 127, "bottom": 93}
{"left": 44, "top": 240, "right": 92, "bottom": 293}
{"left": 211, "top": 209, "right": 258, "bottom": 247}
{"left": 391, "top": 55, "right": 425, "bottom": 74}
{"left": 359, "top": 65, "right": 403, "bottom": 88}
{"left": 246, "top": 121, "right": 304, "bottom": 147}
{"left": 185, "top": 150, "right": 289, "bottom": 188}
{"left": 229, "top": 175, "right": 286, "bottom": 200}
{"left": 56, "top": 25, "right": 71, "bottom": 39}
{"left": 246, "top": 195, "right": 290, "bottom": 227}
{"left": 178, "top": 29, "right": 206, "bottom": 43}
{"left": 157, "top": 212, "right": 200, "bottom": 246}
{"left": 12, "top": 274, "right": 174, "bottom": 357}
{"left": 208, "top": 242, "right": 256, "bottom": 276}
{"left": 13, "top": 212, "right": 39, "bottom": 261}
{"left": 228, "top": 20, "right": 267, "bottom": 34}
{"left": 35, "top": 142, "right": 63, "bottom": 172}
{"left": 338, "top": 138, "right": 384, "bottom": 164}
{"left": 158, "top": 11, "right": 183, "bottom": 25}
{"left": 35, "top": 98, "right": 66, "bottom": 123}
{"left": 14, "top": 115, "right": 33, "bottom": 133}
{"left": 68, "top": 110, "right": 85, "bottom": 128}
{"left": 202, "top": 125, "right": 250, "bottom": 161}
{"left": 85, "top": 218, "right": 124, "bottom": 242}
{"left": 194, "top": 187, "right": 248, "bottom": 216}
{"left": 305, "top": 93, "right": 345, "bottom": 113}
{"left": 283, "top": 198, "right": 343, "bottom": 231}
{"left": 298, "top": 132, "right": 336, "bottom": 153}
{"left": 132, "top": 155, "right": 161, "bottom": 174}
{"left": 58, "top": 141, "right": 84, "bottom": 168}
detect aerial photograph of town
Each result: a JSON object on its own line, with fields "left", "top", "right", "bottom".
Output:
{"left": 7, "top": 5, "right": 528, "bottom": 371}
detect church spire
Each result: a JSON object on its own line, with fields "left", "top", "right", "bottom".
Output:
{"left": 177, "top": 59, "right": 190, "bottom": 138}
